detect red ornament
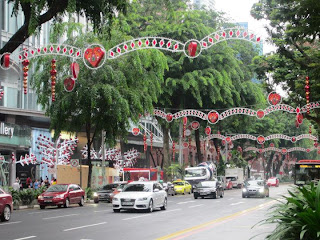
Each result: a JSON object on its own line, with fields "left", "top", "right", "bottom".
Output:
{"left": 70, "top": 62, "right": 80, "bottom": 79}
{"left": 143, "top": 133, "right": 147, "bottom": 152}
{"left": 2, "top": 54, "right": 10, "bottom": 68}
{"left": 187, "top": 42, "right": 198, "bottom": 57}
{"left": 51, "top": 59, "right": 57, "bottom": 101}
{"left": 207, "top": 111, "right": 219, "bottom": 124}
{"left": 150, "top": 132, "right": 153, "bottom": 151}
{"left": 84, "top": 47, "right": 105, "bottom": 67}
{"left": 166, "top": 113, "right": 173, "bottom": 122}
{"left": 256, "top": 110, "right": 265, "bottom": 119}
{"left": 64, "top": 77, "right": 76, "bottom": 92}
{"left": 132, "top": 127, "right": 140, "bottom": 136}
{"left": 305, "top": 76, "right": 310, "bottom": 114}
{"left": 205, "top": 126, "right": 211, "bottom": 135}
{"left": 191, "top": 121, "right": 200, "bottom": 130}
{"left": 172, "top": 141, "right": 175, "bottom": 161}
{"left": 257, "top": 136, "right": 265, "bottom": 144}
{"left": 268, "top": 92, "right": 282, "bottom": 105}
{"left": 22, "top": 59, "right": 29, "bottom": 94}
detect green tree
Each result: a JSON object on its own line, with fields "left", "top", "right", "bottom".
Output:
{"left": 31, "top": 24, "right": 168, "bottom": 187}
{"left": 0, "top": 0, "right": 127, "bottom": 54}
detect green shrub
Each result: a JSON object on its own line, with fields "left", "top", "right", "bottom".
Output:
{"left": 8, "top": 187, "right": 21, "bottom": 205}
{"left": 33, "top": 186, "right": 47, "bottom": 199}
{"left": 254, "top": 183, "right": 320, "bottom": 240}
{"left": 19, "top": 189, "right": 35, "bottom": 205}
{"left": 85, "top": 187, "right": 93, "bottom": 200}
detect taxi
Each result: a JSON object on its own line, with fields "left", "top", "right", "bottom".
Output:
{"left": 172, "top": 180, "right": 192, "bottom": 195}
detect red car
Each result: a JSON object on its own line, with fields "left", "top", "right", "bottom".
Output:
{"left": 267, "top": 177, "right": 280, "bottom": 187}
{"left": 0, "top": 188, "right": 13, "bottom": 222}
{"left": 38, "top": 184, "right": 85, "bottom": 209}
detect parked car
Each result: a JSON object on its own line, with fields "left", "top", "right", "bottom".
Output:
{"left": 267, "top": 177, "right": 280, "bottom": 187}
{"left": 172, "top": 180, "right": 192, "bottom": 195}
{"left": 193, "top": 180, "right": 224, "bottom": 199}
{"left": 112, "top": 181, "right": 167, "bottom": 213}
{"left": 38, "top": 184, "right": 85, "bottom": 209}
{"left": 93, "top": 183, "right": 125, "bottom": 203}
{"left": 0, "top": 188, "right": 13, "bottom": 222}
{"left": 162, "top": 182, "right": 175, "bottom": 196}
{"left": 242, "top": 180, "right": 269, "bottom": 198}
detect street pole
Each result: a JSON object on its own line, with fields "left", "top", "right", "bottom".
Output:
{"left": 101, "top": 130, "right": 106, "bottom": 186}
{"left": 178, "top": 120, "right": 183, "bottom": 166}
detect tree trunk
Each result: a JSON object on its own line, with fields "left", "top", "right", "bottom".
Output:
{"left": 86, "top": 123, "right": 92, "bottom": 188}
{"left": 265, "top": 152, "right": 274, "bottom": 178}
{"left": 162, "top": 124, "right": 170, "bottom": 181}
{"left": 195, "top": 129, "right": 202, "bottom": 164}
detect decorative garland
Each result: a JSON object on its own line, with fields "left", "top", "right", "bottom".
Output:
{"left": 244, "top": 146, "right": 320, "bottom": 154}
{"left": 0, "top": 88, "right": 4, "bottom": 100}
{"left": 204, "top": 133, "right": 318, "bottom": 144}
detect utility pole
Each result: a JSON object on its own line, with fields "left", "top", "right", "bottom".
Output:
{"left": 178, "top": 120, "right": 183, "bottom": 165}
{"left": 101, "top": 130, "right": 106, "bottom": 186}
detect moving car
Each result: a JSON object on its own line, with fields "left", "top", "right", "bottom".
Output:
{"left": 0, "top": 188, "right": 13, "bottom": 222}
{"left": 267, "top": 177, "right": 279, "bottom": 187}
{"left": 38, "top": 184, "right": 85, "bottom": 209}
{"left": 217, "top": 176, "right": 227, "bottom": 190}
{"left": 242, "top": 180, "right": 269, "bottom": 198}
{"left": 162, "top": 182, "right": 175, "bottom": 196}
{"left": 172, "top": 180, "right": 192, "bottom": 195}
{"left": 225, "top": 179, "right": 233, "bottom": 190}
{"left": 93, "top": 183, "right": 125, "bottom": 203}
{"left": 193, "top": 180, "right": 224, "bottom": 199}
{"left": 112, "top": 181, "right": 167, "bottom": 213}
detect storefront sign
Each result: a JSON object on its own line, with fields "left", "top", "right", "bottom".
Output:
{"left": 0, "top": 122, "right": 14, "bottom": 138}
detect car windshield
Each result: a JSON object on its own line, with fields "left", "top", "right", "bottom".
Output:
{"left": 101, "top": 185, "right": 116, "bottom": 190}
{"left": 123, "top": 184, "right": 151, "bottom": 192}
{"left": 226, "top": 177, "right": 237, "bottom": 181}
{"left": 185, "top": 168, "right": 206, "bottom": 177}
{"left": 245, "top": 181, "right": 264, "bottom": 187}
{"left": 46, "top": 185, "right": 68, "bottom": 192}
{"left": 196, "top": 181, "right": 216, "bottom": 188}
{"left": 173, "top": 182, "right": 184, "bottom": 186}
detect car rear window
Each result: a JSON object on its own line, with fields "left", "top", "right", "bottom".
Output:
{"left": 47, "top": 185, "right": 68, "bottom": 192}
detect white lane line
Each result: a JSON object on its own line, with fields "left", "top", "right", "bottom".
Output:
{"left": 43, "top": 213, "right": 79, "bottom": 220}
{"left": 160, "top": 209, "right": 181, "bottom": 214}
{"left": 168, "top": 201, "right": 174, "bottom": 203}
{"left": 230, "top": 202, "right": 244, "bottom": 206}
{"left": 189, "top": 204, "right": 204, "bottom": 208}
{"left": 228, "top": 198, "right": 234, "bottom": 201}
{"left": 122, "top": 214, "right": 152, "bottom": 221}
{"left": 94, "top": 210, "right": 110, "bottom": 213}
{"left": 28, "top": 209, "right": 62, "bottom": 214}
{"left": 0, "top": 221, "right": 21, "bottom": 226}
{"left": 177, "top": 201, "right": 196, "bottom": 205}
{"left": 13, "top": 236, "right": 37, "bottom": 240}
{"left": 64, "top": 222, "right": 107, "bottom": 232}
{"left": 216, "top": 201, "right": 220, "bottom": 203}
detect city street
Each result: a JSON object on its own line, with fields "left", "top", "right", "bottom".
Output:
{"left": 0, "top": 184, "right": 292, "bottom": 240}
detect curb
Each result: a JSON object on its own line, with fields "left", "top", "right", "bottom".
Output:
{"left": 14, "top": 205, "right": 39, "bottom": 210}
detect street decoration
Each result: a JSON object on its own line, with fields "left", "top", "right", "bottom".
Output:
{"left": 0, "top": 88, "right": 4, "bottom": 100}
{"left": 205, "top": 126, "right": 211, "bottom": 135}
{"left": 204, "top": 133, "right": 318, "bottom": 144}
{"left": 15, "top": 154, "right": 37, "bottom": 166}
{"left": 51, "top": 59, "right": 57, "bottom": 101}
{"left": 150, "top": 132, "right": 153, "bottom": 151}
{"left": 143, "top": 133, "right": 147, "bottom": 152}
{"left": 22, "top": 59, "right": 29, "bottom": 94}
{"left": 244, "top": 146, "right": 320, "bottom": 154}
{"left": 183, "top": 117, "right": 187, "bottom": 139}
{"left": 36, "top": 134, "right": 78, "bottom": 168}
{"left": 305, "top": 76, "right": 310, "bottom": 114}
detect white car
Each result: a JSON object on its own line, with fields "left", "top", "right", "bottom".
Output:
{"left": 112, "top": 181, "right": 167, "bottom": 213}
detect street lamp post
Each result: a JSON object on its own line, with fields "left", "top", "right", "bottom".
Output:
{"left": 101, "top": 130, "right": 106, "bottom": 186}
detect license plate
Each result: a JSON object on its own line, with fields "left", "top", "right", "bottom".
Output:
{"left": 44, "top": 200, "right": 52, "bottom": 203}
{"left": 122, "top": 202, "right": 134, "bottom": 206}
{"left": 200, "top": 192, "right": 207, "bottom": 195}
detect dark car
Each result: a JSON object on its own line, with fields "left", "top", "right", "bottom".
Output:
{"left": 242, "top": 180, "right": 269, "bottom": 198}
{"left": 0, "top": 188, "right": 13, "bottom": 222}
{"left": 163, "top": 182, "right": 175, "bottom": 196}
{"left": 93, "top": 183, "right": 122, "bottom": 203}
{"left": 193, "top": 180, "right": 224, "bottom": 199}
{"left": 38, "top": 184, "right": 85, "bottom": 209}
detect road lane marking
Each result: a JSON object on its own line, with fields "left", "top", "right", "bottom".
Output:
{"left": 177, "top": 201, "right": 195, "bottom": 205}
{"left": 28, "top": 209, "right": 62, "bottom": 214}
{"left": 156, "top": 200, "right": 276, "bottom": 240}
{"left": 94, "top": 210, "right": 110, "bottom": 213}
{"left": 189, "top": 204, "right": 204, "bottom": 208}
{"left": 122, "top": 214, "right": 152, "bottom": 221}
{"left": 43, "top": 213, "right": 79, "bottom": 220}
{"left": 13, "top": 236, "right": 36, "bottom": 240}
{"left": 0, "top": 221, "right": 21, "bottom": 226}
{"left": 228, "top": 198, "right": 234, "bottom": 200}
{"left": 230, "top": 202, "right": 244, "bottom": 206}
{"left": 64, "top": 222, "right": 107, "bottom": 232}
{"left": 160, "top": 209, "right": 181, "bottom": 214}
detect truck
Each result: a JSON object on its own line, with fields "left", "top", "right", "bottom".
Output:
{"left": 225, "top": 168, "right": 244, "bottom": 188}
{"left": 184, "top": 161, "right": 217, "bottom": 188}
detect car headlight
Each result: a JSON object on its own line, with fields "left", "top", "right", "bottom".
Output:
{"left": 137, "top": 197, "right": 148, "bottom": 201}
{"left": 93, "top": 192, "right": 98, "bottom": 197}
{"left": 242, "top": 188, "right": 247, "bottom": 192}
{"left": 38, "top": 195, "right": 44, "bottom": 200}
{"left": 113, "top": 197, "right": 119, "bottom": 202}
{"left": 259, "top": 188, "right": 265, "bottom": 193}
{"left": 211, "top": 188, "right": 216, "bottom": 192}
{"left": 53, "top": 194, "right": 65, "bottom": 199}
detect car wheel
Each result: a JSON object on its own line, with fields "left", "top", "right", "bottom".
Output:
{"left": 57, "top": 205, "right": 62, "bottom": 208}
{"left": 113, "top": 209, "right": 120, "bottom": 213}
{"left": 266, "top": 190, "right": 270, "bottom": 197}
{"left": 242, "top": 194, "right": 246, "bottom": 198}
{"left": 94, "top": 199, "right": 99, "bottom": 203}
{"left": 194, "top": 195, "right": 198, "bottom": 199}
{"left": 183, "top": 189, "right": 186, "bottom": 195}
{"left": 147, "top": 199, "right": 153, "bottom": 213}
{"left": 40, "top": 205, "right": 45, "bottom": 209}
{"left": 160, "top": 198, "right": 167, "bottom": 210}
{"left": 212, "top": 192, "right": 217, "bottom": 199}
{"left": 1, "top": 205, "right": 11, "bottom": 222}
{"left": 79, "top": 197, "right": 84, "bottom": 206}
{"left": 201, "top": 197, "right": 204, "bottom": 199}
{"left": 172, "top": 192, "right": 175, "bottom": 196}
{"left": 64, "top": 198, "right": 70, "bottom": 208}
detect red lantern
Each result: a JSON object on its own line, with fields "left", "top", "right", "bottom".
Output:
{"left": 22, "top": 59, "right": 29, "bottom": 94}
{"left": 51, "top": 59, "right": 57, "bottom": 101}
{"left": 305, "top": 76, "right": 310, "bottom": 114}
{"left": 143, "top": 133, "right": 147, "bottom": 152}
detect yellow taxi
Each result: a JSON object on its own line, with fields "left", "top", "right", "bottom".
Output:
{"left": 172, "top": 180, "right": 192, "bottom": 195}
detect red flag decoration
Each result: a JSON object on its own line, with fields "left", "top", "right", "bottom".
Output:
{"left": 305, "top": 76, "right": 310, "bottom": 114}
{"left": 143, "top": 133, "right": 147, "bottom": 152}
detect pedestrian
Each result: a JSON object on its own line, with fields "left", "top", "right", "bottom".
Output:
{"left": 16, "top": 177, "right": 21, "bottom": 184}
{"left": 13, "top": 179, "right": 20, "bottom": 191}
{"left": 45, "top": 176, "right": 50, "bottom": 187}
{"left": 33, "top": 179, "right": 39, "bottom": 190}
{"left": 26, "top": 177, "right": 31, "bottom": 187}
{"left": 41, "top": 180, "right": 45, "bottom": 187}
{"left": 52, "top": 178, "right": 57, "bottom": 185}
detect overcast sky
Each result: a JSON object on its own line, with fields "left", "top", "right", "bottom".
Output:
{"left": 214, "top": 0, "right": 276, "bottom": 54}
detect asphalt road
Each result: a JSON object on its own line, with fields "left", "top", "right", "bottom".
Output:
{"left": 0, "top": 184, "right": 292, "bottom": 240}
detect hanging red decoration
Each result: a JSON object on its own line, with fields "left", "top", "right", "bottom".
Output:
{"left": 205, "top": 126, "right": 211, "bottom": 135}
{"left": 172, "top": 141, "right": 175, "bottom": 162}
{"left": 188, "top": 137, "right": 192, "bottom": 149}
{"left": 143, "top": 133, "right": 147, "bottom": 152}
{"left": 22, "top": 59, "right": 29, "bottom": 94}
{"left": 309, "top": 125, "right": 312, "bottom": 134}
{"left": 150, "top": 132, "right": 153, "bottom": 151}
{"left": 0, "top": 88, "right": 4, "bottom": 100}
{"left": 183, "top": 117, "right": 187, "bottom": 138}
{"left": 305, "top": 76, "right": 310, "bottom": 114}
{"left": 51, "top": 59, "right": 57, "bottom": 101}
{"left": 216, "top": 146, "right": 220, "bottom": 162}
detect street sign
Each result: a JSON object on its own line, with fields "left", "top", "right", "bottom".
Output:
{"left": 70, "top": 159, "right": 79, "bottom": 168}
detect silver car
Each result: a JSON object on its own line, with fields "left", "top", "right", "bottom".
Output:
{"left": 242, "top": 180, "right": 269, "bottom": 198}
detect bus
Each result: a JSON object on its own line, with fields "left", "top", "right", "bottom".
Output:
{"left": 294, "top": 160, "right": 320, "bottom": 185}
